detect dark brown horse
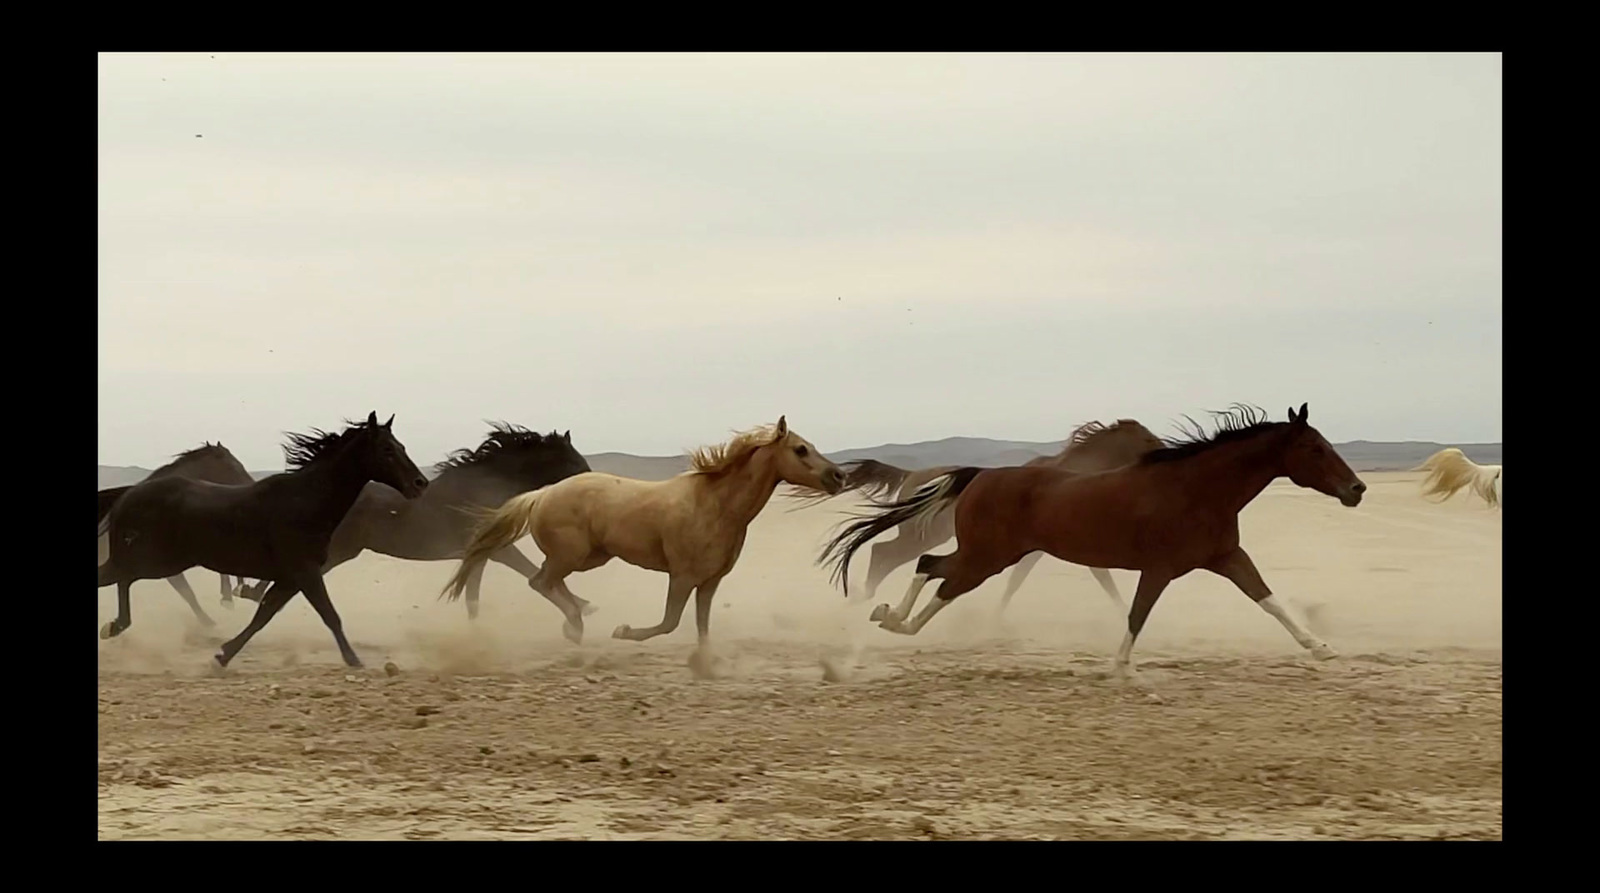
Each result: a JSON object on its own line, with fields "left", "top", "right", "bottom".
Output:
{"left": 99, "top": 413, "right": 429, "bottom": 668}
{"left": 818, "top": 404, "right": 1364, "bottom": 679}
{"left": 97, "top": 442, "right": 262, "bottom": 627}
{"left": 804, "top": 420, "right": 1165, "bottom": 614}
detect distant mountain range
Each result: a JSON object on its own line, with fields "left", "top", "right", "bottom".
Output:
{"left": 98, "top": 436, "right": 1501, "bottom": 489}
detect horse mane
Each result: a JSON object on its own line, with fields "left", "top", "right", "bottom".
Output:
{"left": 1062, "top": 418, "right": 1160, "bottom": 452}
{"left": 282, "top": 418, "right": 379, "bottom": 470}
{"left": 153, "top": 442, "right": 233, "bottom": 474}
{"left": 688, "top": 424, "right": 785, "bottom": 476}
{"left": 1416, "top": 448, "right": 1501, "bottom": 508}
{"left": 435, "top": 422, "right": 568, "bottom": 475}
{"left": 1138, "top": 404, "right": 1286, "bottom": 465}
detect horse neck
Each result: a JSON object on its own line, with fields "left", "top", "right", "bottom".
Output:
{"left": 295, "top": 445, "right": 381, "bottom": 529}
{"left": 700, "top": 448, "right": 780, "bottom": 528}
{"left": 1168, "top": 431, "right": 1290, "bottom": 517}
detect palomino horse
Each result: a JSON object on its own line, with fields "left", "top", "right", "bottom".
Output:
{"left": 809, "top": 420, "right": 1165, "bottom": 615}
{"left": 442, "top": 416, "right": 844, "bottom": 674}
{"left": 818, "top": 404, "right": 1365, "bottom": 679}
{"left": 97, "top": 442, "right": 263, "bottom": 625}
{"left": 237, "top": 423, "right": 594, "bottom": 620}
{"left": 99, "top": 413, "right": 429, "bottom": 669}
{"left": 1415, "top": 447, "right": 1501, "bottom": 509}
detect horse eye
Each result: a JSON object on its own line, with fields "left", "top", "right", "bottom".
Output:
{"left": 795, "top": 445, "right": 809, "bottom": 457}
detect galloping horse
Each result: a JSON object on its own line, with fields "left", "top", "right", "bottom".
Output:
{"left": 97, "top": 442, "right": 262, "bottom": 626}
{"left": 237, "top": 423, "right": 593, "bottom": 620}
{"left": 805, "top": 420, "right": 1165, "bottom": 615}
{"left": 1415, "top": 447, "right": 1501, "bottom": 509}
{"left": 99, "top": 413, "right": 429, "bottom": 669}
{"left": 818, "top": 404, "right": 1365, "bottom": 679}
{"left": 443, "top": 416, "right": 844, "bottom": 673}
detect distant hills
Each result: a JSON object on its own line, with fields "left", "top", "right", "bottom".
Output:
{"left": 98, "top": 436, "right": 1501, "bottom": 489}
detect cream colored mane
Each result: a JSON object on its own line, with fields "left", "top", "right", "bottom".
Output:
{"left": 687, "top": 424, "right": 784, "bottom": 476}
{"left": 1416, "top": 448, "right": 1501, "bottom": 508}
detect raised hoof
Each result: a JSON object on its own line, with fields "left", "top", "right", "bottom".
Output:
{"left": 1309, "top": 643, "right": 1339, "bottom": 661}
{"left": 213, "top": 652, "right": 231, "bottom": 669}
{"left": 99, "top": 621, "right": 121, "bottom": 640}
{"left": 868, "top": 604, "right": 889, "bottom": 623}
{"left": 563, "top": 621, "right": 584, "bottom": 645}
{"left": 220, "top": 596, "right": 235, "bottom": 610}
{"left": 466, "top": 602, "right": 480, "bottom": 621}
{"left": 578, "top": 600, "right": 599, "bottom": 617}
{"left": 611, "top": 624, "right": 632, "bottom": 640}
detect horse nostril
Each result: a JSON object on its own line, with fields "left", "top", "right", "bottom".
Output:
{"left": 1352, "top": 482, "right": 1366, "bottom": 493}
{"left": 414, "top": 477, "right": 429, "bottom": 489}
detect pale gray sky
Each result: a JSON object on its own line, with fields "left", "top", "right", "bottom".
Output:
{"left": 98, "top": 53, "right": 1501, "bottom": 470}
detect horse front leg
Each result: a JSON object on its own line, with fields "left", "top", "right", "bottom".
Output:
{"left": 613, "top": 575, "right": 694, "bottom": 642}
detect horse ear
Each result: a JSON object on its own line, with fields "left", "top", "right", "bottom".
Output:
{"left": 367, "top": 411, "right": 379, "bottom": 426}
{"left": 775, "top": 415, "right": 788, "bottom": 437}
{"left": 384, "top": 414, "right": 395, "bottom": 428}
{"left": 563, "top": 430, "right": 571, "bottom": 443}
{"left": 1297, "top": 402, "right": 1308, "bottom": 424}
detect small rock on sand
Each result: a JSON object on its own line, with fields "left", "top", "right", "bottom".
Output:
{"left": 384, "top": 661, "right": 401, "bottom": 677}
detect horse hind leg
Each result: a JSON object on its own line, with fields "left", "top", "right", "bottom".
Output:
{"left": 524, "top": 563, "right": 587, "bottom": 644}
{"left": 995, "top": 551, "right": 1046, "bottom": 616}
{"left": 857, "top": 530, "right": 929, "bottom": 605}
{"left": 167, "top": 573, "right": 216, "bottom": 628}
{"left": 218, "top": 574, "right": 235, "bottom": 609}
{"left": 871, "top": 552, "right": 951, "bottom": 627}
{"left": 1090, "top": 567, "right": 1126, "bottom": 612}
{"left": 885, "top": 556, "right": 1007, "bottom": 636}
{"left": 490, "top": 544, "right": 599, "bottom": 620}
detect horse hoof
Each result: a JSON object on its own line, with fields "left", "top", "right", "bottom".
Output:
{"left": 580, "top": 601, "right": 599, "bottom": 617}
{"left": 868, "top": 605, "right": 888, "bottom": 623}
{"left": 1310, "top": 644, "right": 1338, "bottom": 661}
{"left": 99, "top": 622, "right": 119, "bottom": 640}
{"left": 563, "top": 622, "right": 584, "bottom": 645}
{"left": 213, "top": 652, "right": 230, "bottom": 669}
{"left": 611, "top": 625, "right": 631, "bottom": 640}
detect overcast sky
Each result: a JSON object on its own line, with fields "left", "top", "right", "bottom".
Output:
{"left": 98, "top": 53, "right": 1501, "bottom": 470}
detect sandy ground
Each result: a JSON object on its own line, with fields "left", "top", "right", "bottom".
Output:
{"left": 97, "top": 471, "right": 1501, "bottom": 840}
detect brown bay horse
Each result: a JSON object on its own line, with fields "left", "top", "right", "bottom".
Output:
{"left": 805, "top": 420, "right": 1164, "bottom": 614}
{"left": 818, "top": 404, "right": 1364, "bottom": 678}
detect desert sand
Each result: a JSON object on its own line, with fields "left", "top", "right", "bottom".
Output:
{"left": 97, "top": 470, "right": 1501, "bottom": 840}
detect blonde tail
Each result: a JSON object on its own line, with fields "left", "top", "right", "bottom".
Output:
{"left": 439, "top": 490, "right": 545, "bottom": 602}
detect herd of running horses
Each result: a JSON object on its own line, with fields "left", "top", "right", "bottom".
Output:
{"left": 96, "top": 405, "right": 1500, "bottom": 679}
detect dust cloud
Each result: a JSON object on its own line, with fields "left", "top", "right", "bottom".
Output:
{"left": 98, "top": 471, "right": 1501, "bottom": 839}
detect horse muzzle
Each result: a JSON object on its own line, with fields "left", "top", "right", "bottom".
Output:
{"left": 1339, "top": 480, "right": 1366, "bottom": 507}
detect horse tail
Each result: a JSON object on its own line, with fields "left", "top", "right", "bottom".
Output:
{"left": 439, "top": 490, "right": 546, "bottom": 602}
{"left": 97, "top": 485, "right": 134, "bottom": 536}
{"left": 779, "top": 458, "right": 918, "bottom": 510}
{"left": 816, "top": 466, "right": 984, "bottom": 596}
{"left": 1414, "top": 448, "right": 1478, "bottom": 502}
{"left": 839, "top": 459, "right": 917, "bottom": 502}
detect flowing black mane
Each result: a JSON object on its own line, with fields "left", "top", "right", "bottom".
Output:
{"left": 1139, "top": 404, "right": 1287, "bottom": 465}
{"left": 435, "top": 422, "right": 570, "bottom": 475}
{"left": 283, "top": 419, "right": 380, "bottom": 470}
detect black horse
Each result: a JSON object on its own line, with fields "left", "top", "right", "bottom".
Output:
{"left": 98, "top": 412, "right": 428, "bottom": 669}
{"left": 238, "top": 423, "right": 593, "bottom": 621}
{"left": 97, "top": 442, "right": 262, "bottom": 625}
